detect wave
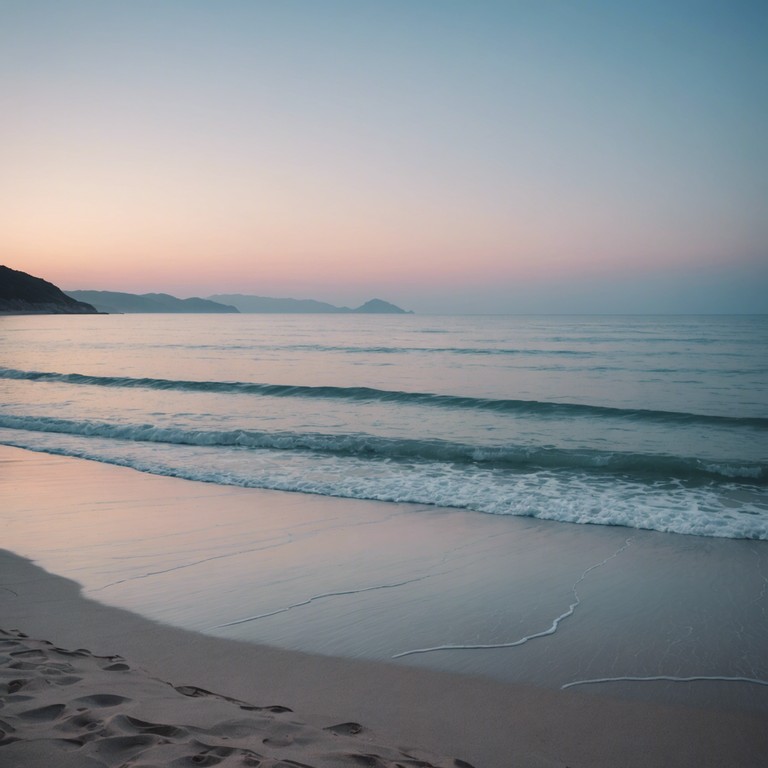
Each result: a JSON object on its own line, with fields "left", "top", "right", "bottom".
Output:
{"left": 2, "top": 367, "right": 766, "bottom": 429}
{"left": 272, "top": 344, "right": 594, "bottom": 356}
{"left": 100, "top": 343, "right": 594, "bottom": 355}
{"left": 0, "top": 414, "right": 765, "bottom": 484}
{"left": 3, "top": 429, "right": 767, "bottom": 540}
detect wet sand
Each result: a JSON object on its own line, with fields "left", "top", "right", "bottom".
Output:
{"left": 1, "top": 445, "right": 767, "bottom": 766}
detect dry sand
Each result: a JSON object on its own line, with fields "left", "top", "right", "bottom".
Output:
{"left": 1, "top": 445, "right": 767, "bottom": 767}
{"left": 0, "top": 625, "right": 467, "bottom": 768}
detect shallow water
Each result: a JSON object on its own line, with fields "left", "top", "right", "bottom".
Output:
{"left": 3, "top": 448, "right": 767, "bottom": 713}
{"left": 1, "top": 313, "right": 766, "bottom": 538}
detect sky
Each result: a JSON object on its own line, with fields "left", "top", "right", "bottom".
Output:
{"left": 1, "top": 0, "right": 766, "bottom": 313}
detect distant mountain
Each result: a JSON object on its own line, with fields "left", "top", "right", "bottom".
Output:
{"left": 208, "top": 294, "right": 345, "bottom": 313}
{"left": 209, "top": 294, "right": 412, "bottom": 314}
{"left": 0, "top": 266, "right": 98, "bottom": 314}
{"left": 354, "top": 298, "right": 411, "bottom": 314}
{"left": 65, "top": 290, "right": 239, "bottom": 314}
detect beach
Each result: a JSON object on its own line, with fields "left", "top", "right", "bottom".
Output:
{"left": 2, "top": 445, "right": 767, "bottom": 767}
{"left": 4, "top": 0, "right": 767, "bottom": 761}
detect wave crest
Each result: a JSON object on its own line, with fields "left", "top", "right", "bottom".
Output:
{"left": 1, "top": 367, "right": 765, "bottom": 429}
{"left": 0, "top": 413, "right": 764, "bottom": 484}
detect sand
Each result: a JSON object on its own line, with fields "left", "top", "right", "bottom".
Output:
{"left": 0, "top": 626, "right": 468, "bottom": 768}
{"left": 1, "top": 445, "right": 767, "bottom": 767}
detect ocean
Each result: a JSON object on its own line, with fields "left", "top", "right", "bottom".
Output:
{"left": 1, "top": 312, "right": 766, "bottom": 540}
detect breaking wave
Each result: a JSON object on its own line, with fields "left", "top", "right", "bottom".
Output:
{"left": 0, "top": 413, "right": 764, "bottom": 484}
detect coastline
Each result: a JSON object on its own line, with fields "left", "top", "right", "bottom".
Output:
{"left": 4, "top": 550, "right": 767, "bottom": 767}
{"left": 2, "top": 445, "right": 767, "bottom": 766}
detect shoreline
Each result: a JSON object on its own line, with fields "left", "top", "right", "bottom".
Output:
{"left": 3, "top": 549, "right": 767, "bottom": 767}
{"left": 2, "top": 445, "right": 768, "bottom": 766}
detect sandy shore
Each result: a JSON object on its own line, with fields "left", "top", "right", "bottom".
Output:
{"left": 0, "top": 626, "right": 466, "bottom": 768}
{"left": 2, "top": 445, "right": 767, "bottom": 766}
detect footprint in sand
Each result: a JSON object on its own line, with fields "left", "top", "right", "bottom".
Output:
{"left": 72, "top": 693, "right": 130, "bottom": 708}
{"left": 8, "top": 661, "right": 40, "bottom": 670}
{"left": 64, "top": 711, "right": 108, "bottom": 731}
{"left": 261, "top": 733, "right": 293, "bottom": 747}
{"left": 0, "top": 630, "right": 474, "bottom": 768}
{"left": 117, "top": 713, "right": 189, "bottom": 739}
{"left": 0, "top": 716, "right": 17, "bottom": 745}
{"left": 6, "top": 679, "right": 29, "bottom": 694}
{"left": 85, "top": 733, "right": 164, "bottom": 760}
{"left": 324, "top": 721, "right": 365, "bottom": 735}
{"left": 103, "top": 661, "right": 130, "bottom": 671}
{"left": 16, "top": 703, "right": 67, "bottom": 721}
{"left": 9, "top": 648, "right": 47, "bottom": 660}
{"left": 48, "top": 674, "right": 83, "bottom": 686}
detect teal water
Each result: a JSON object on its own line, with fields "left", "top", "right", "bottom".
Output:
{"left": 1, "top": 313, "right": 766, "bottom": 538}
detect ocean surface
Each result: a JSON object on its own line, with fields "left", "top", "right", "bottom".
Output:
{"left": 1, "top": 313, "right": 766, "bottom": 540}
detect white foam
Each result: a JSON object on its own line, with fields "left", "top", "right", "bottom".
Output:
{"left": 1, "top": 428, "right": 766, "bottom": 541}
{"left": 561, "top": 675, "right": 768, "bottom": 689}
{"left": 393, "top": 538, "right": 632, "bottom": 658}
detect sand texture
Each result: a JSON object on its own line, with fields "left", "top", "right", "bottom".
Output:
{"left": 0, "top": 628, "right": 469, "bottom": 768}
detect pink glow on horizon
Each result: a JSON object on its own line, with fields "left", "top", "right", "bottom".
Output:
{"left": 2, "top": 2, "right": 765, "bottom": 313}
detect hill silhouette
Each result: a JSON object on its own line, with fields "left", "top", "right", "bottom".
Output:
{"left": 0, "top": 266, "right": 98, "bottom": 314}
{"left": 66, "top": 291, "right": 239, "bottom": 314}
{"left": 209, "top": 294, "right": 411, "bottom": 314}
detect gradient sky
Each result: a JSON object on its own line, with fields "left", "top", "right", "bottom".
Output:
{"left": 2, "top": 0, "right": 766, "bottom": 313}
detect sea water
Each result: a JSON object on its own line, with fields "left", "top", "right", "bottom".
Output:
{"left": 1, "top": 313, "right": 766, "bottom": 540}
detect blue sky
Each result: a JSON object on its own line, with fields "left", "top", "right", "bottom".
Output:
{"left": 1, "top": 0, "right": 766, "bottom": 312}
